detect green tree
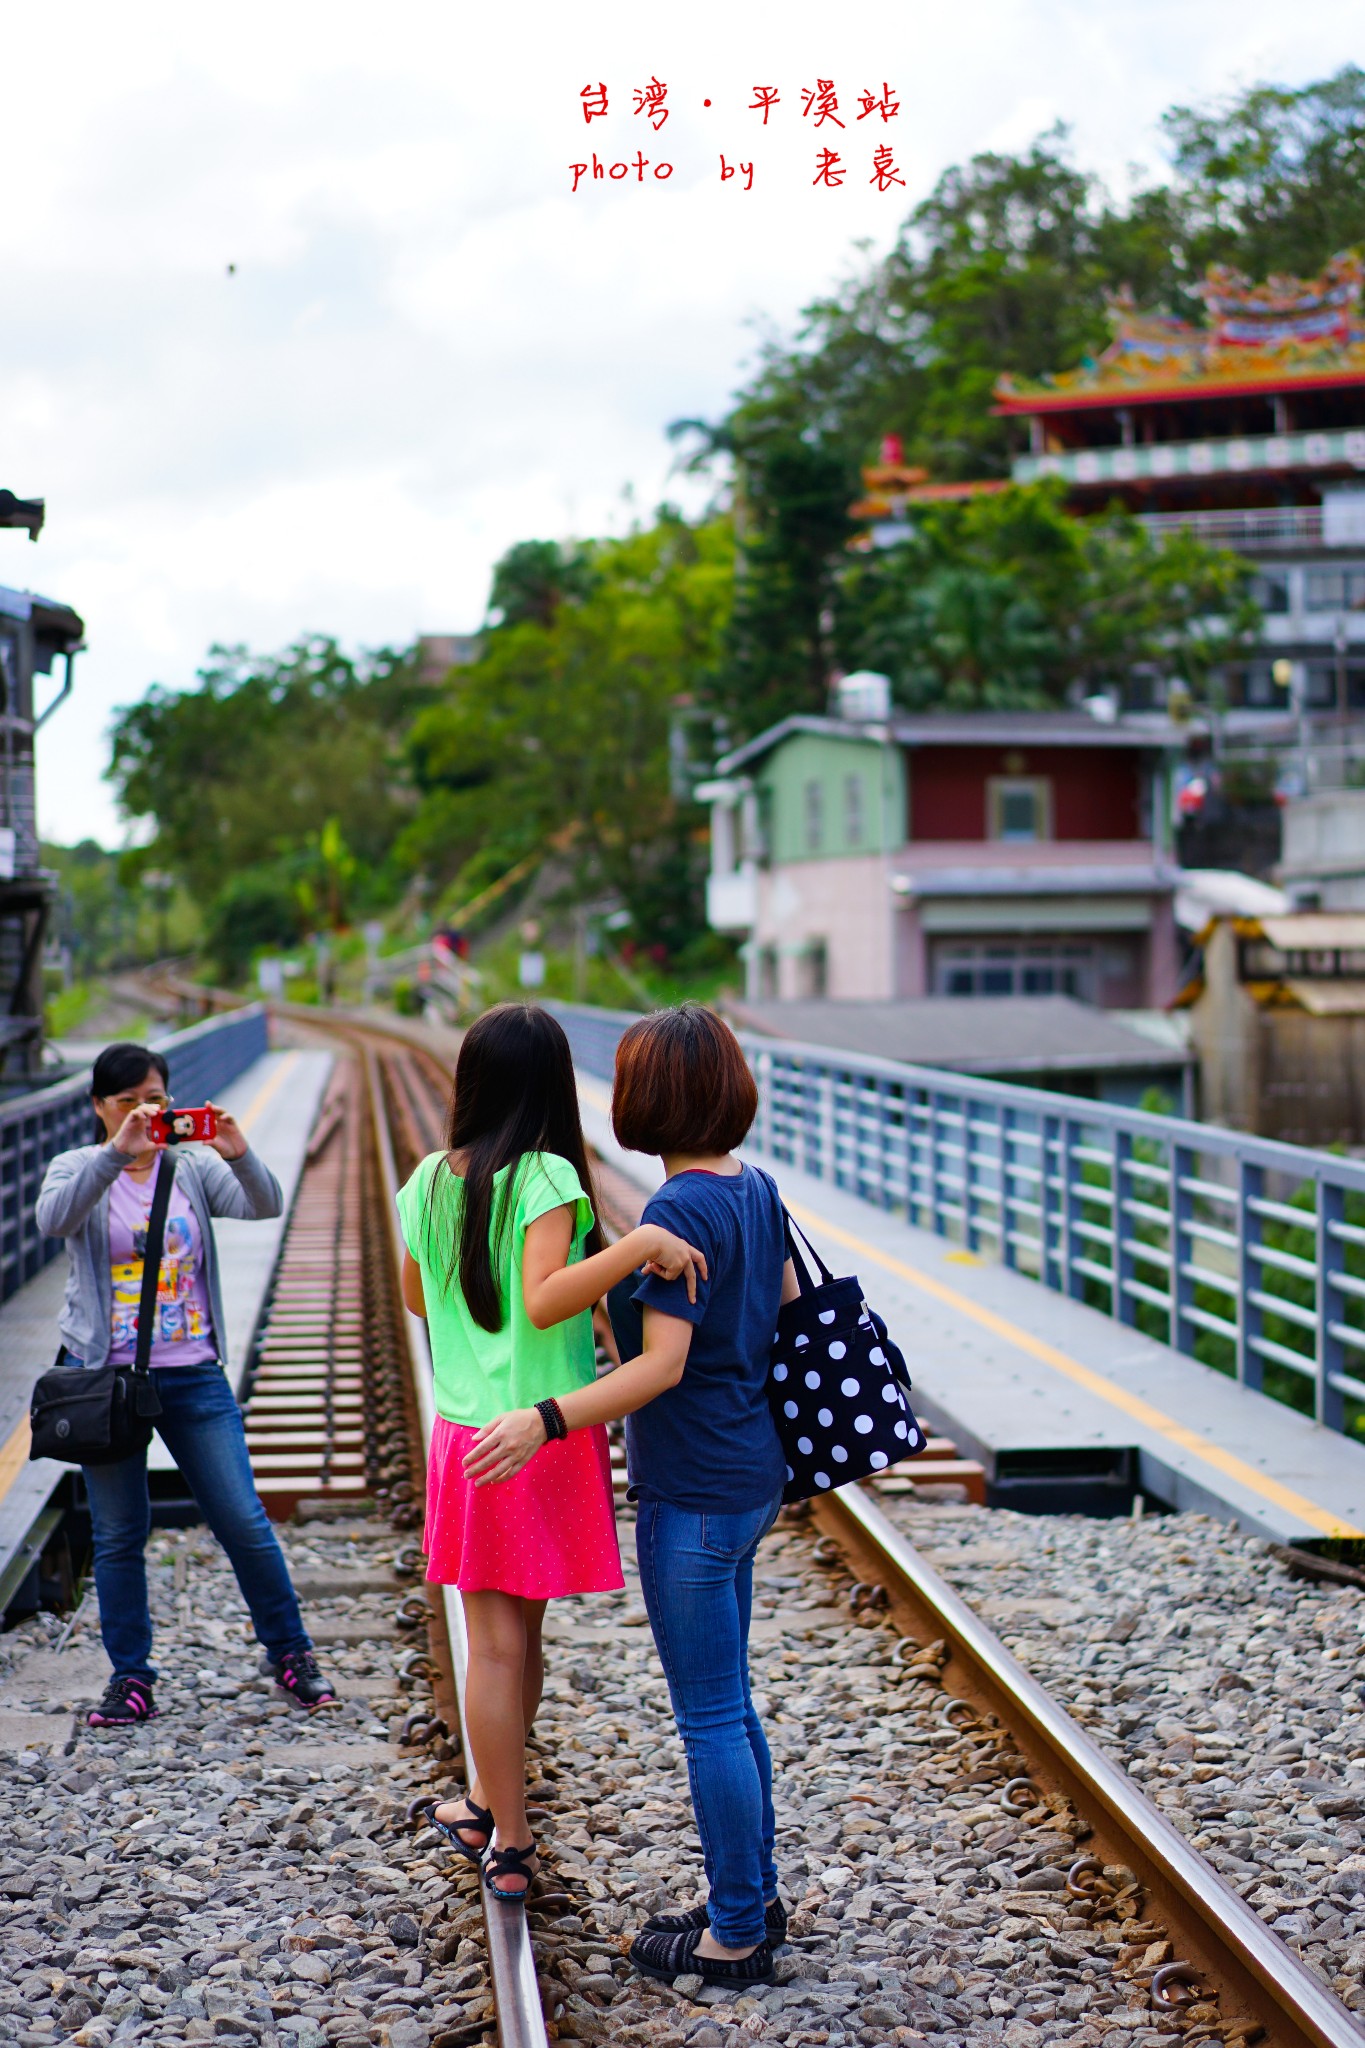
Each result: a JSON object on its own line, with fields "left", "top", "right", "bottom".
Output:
{"left": 487, "top": 540, "right": 597, "bottom": 628}
{"left": 838, "top": 483, "right": 1258, "bottom": 710}
{"left": 403, "top": 513, "right": 733, "bottom": 954}
{"left": 108, "top": 636, "right": 422, "bottom": 914}
{"left": 1163, "top": 66, "right": 1365, "bottom": 287}
{"left": 203, "top": 870, "right": 302, "bottom": 982}
{"left": 672, "top": 423, "right": 855, "bottom": 734}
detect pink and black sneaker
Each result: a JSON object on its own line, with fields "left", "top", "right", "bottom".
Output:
{"left": 88, "top": 1676, "right": 159, "bottom": 1727}
{"left": 264, "top": 1648, "right": 338, "bottom": 1710}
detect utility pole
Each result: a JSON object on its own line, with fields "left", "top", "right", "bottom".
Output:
{"left": 572, "top": 904, "right": 588, "bottom": 1002}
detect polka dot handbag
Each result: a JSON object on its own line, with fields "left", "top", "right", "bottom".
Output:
{"left": 769, "top": 1209, "right": 926, "bottom": 1504}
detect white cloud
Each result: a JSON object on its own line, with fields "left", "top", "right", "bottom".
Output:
{"left": 0, "top": 0, "right": 1360, "bottom": 843}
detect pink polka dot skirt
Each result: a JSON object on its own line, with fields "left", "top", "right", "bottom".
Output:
{"left": 424, "top": 1416, "right": 624, "bottom": 1598}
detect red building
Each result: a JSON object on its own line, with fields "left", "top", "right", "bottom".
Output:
{"left": 701, "top": 700, "right": 1183, "bottom": 1013}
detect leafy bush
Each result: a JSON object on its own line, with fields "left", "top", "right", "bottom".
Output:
{"left": 204, "top": 872, "right": 302, "bottom": 983}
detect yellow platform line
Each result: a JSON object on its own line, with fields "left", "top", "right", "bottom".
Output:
{"left": 0, "top": 1415, "right": 31, "bottom": 1497}
{"left": 784, "top": 1196, "right": 1365, "bottom": 1540}
{"left": 235, "top": 1049, "right": 298, "bottom": 1135}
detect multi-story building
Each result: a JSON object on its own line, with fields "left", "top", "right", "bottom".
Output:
{"left": 857, "top": 252, "right": 1365, "bottom": 715}
{"left": 706, "top": 255, "right": 1365, "bottom": 1017}
{"left": 700, "top": 693, "right": 1184, "bottom": 1009}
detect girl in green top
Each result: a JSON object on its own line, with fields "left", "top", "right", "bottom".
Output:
{"left": 397, "top": 1003, "right": 705, "bottom": 1904}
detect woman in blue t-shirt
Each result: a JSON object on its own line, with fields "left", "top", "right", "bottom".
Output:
{"left": 465, "top": 1003, "right": 796, "bottom": 1990}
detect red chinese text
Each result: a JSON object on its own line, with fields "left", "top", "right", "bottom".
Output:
{"left": 633, "top": 77, "right": 669, "bottom": 129}
{"left": 812, "top": 147, "right": 845, "bottom": 187}
{"left": 870, "top": 143, "right": 905, "bottom": 190}
{"left": 580, "top": 82, "right": 608, "bottom": 122}
{"left": 749, "top": 85, "right": 780, "bottom": 123}
{"left": 801, "top": 79, "right": 844, "bottom": 128}
{"left": 857, "top": 83, "right": 900, "bottom": 121}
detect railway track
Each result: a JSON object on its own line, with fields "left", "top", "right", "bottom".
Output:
{"left": 44, "top": 984, "right": 1364, "bottom": 2048}
{"left": 811, "top": 1489, "right": 1361, "bottom": 2048}
{"left": 269, "top": 1007, "right": 1361, "bottom": 2048}
{"left": 240, "top": 1013, "right": 552, "bottom": 2048}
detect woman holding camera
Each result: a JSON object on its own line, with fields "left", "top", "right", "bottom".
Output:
{"left": 36, "top": 1041, "right": 336, "bottom": 1727}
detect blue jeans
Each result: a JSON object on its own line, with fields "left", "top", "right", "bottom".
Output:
{"left": 75, "top": 1362, "right": 311, "bottom": 1685}
{"left": 635, "top": 1493, "right": 783, "bottom": 1947}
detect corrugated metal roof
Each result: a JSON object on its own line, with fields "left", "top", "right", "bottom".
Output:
{"left": 1259, "top": 914, "right": 1365, "bottom": 952}
{"left": 728, "top": 995, "right": 1191, "bottom": 1075}
{"left": 715, "top": 710, "right": 1187, "bottom": 777}
{"left": 1282, "top": 978, "right": 1365, "bottom": 1016}
{"left": 898, "top": 865, "right": 1169, "bottom": 897}
{"left": 1175, "top": 869, "right": 1290, "bottom": 932}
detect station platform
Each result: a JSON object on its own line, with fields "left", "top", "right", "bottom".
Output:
{"left": 0, "top": 1048, "right": 331, "bottom": 1607}
{"left": 576, "top": 1074, "right": 1365, "bottom": 1545}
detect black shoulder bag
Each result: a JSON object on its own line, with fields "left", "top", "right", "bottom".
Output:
{"left": 768, "top": 1208, "right": 927, "bottom": 1503}
{"left": 29, "top": 1155, "right": 171, "bottom": 1465}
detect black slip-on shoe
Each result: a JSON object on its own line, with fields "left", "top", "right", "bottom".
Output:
{"left": 642, "top": 1896, "right": 788, "bottom": 1949}
{"left": 630, "top": 1924, "right": 774, "bottom": 1987}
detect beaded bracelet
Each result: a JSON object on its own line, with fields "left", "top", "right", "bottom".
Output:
{"left": 535, "top": 1397, "right": 568, "bottom": 1443}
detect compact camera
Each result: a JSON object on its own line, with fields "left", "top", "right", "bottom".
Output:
{"left": 151, "top": 1106, "right": 218, "bottom": 1145}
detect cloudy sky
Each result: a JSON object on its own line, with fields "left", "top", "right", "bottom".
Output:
{"left": 2, "top": 0, "right": 1361, "bottom": 847}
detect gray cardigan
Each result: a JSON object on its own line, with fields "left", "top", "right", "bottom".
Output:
{"left": 36, "top": 1142, "right": 284, "bottom": 1372}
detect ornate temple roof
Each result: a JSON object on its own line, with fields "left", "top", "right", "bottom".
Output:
{"left": 995, "top": 252, "right": 1365, "bottom": 414}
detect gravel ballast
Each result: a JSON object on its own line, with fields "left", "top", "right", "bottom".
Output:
{"left": 0, "top": 1518, "right": 493, "bottom": 2048}
{"left": 0, "top": 1493, "right": 1337, "bottom": 2048}
{"left": 515, "top": 1505, "right": 1256, "bottom": 2048}
{"left": 876, "top": 1492, "right": 1365, "bottom": 2022}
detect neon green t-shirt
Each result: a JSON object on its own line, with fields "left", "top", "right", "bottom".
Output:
{"left": 395, "top": 1149, "right": 597, "bottom": 1427}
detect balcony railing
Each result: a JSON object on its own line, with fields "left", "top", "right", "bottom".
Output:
{"left": 1138, "top": 507, "right": 1324, "bottom": 551}
{"left": 706, "top": 868, "right": 758, "bottom": 935}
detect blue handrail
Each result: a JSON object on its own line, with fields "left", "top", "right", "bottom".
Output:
{"left": 546, "top": 1000, "right": 1365, "bottom": 1437}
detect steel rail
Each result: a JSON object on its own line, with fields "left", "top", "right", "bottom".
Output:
{"left": 815, "top": 1482, "right": 1364, "bottom": 2048}
{"left": 171, "top": 992, "right": 1357, "bottom": 2045}
{"left": 363, "top": 1043, "right": 548, "bottom": 2048}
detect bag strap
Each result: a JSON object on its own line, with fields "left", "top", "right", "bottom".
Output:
{"left": 781, "top": 1205, "right": 836, "bottom": 1296}
{"left": 133, "top": 1155, "right": 175, "bottom": 1377}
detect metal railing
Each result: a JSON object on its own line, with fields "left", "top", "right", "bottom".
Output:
{"left": 0, "top": 1004, "right": 270, "bottom": 1304}
{"left": 1137, "top": 506, "right": 1324, "bottom": 551}
{"left": 362, "top": 939, "right": 482, "bottom": 1017}
{"left": 548, "top": 1001, "right": 1365, "bottom": 1437}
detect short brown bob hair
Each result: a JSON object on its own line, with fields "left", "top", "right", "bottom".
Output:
{"left": 612, "top": 1002, "right": 758, "bottom": 1156}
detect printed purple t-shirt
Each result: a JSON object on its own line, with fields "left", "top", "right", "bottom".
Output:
{"left": 107, "top": 1170, "right": 217, "bottom": 1367}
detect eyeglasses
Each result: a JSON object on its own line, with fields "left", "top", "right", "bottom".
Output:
{"left": 107, "top": 1093, "right": 171, "bottom": 1111}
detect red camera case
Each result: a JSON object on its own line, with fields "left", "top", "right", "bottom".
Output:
{"left": 152, "top": 1107, "right": 218, "bottom": 1145}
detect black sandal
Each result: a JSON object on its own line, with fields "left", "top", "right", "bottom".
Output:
{"left": 424, "top": 1796, "right": 494, "bottom": 1864}
{"left": 483, "top": 1841, "right": 537, "bottom": 1905}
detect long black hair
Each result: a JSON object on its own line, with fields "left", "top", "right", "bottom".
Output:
{"left": 90, "top": 1042, "right": 170, "bottom": 1142}
{"left": 425, "top": 1004, "right": 602, "bottom": 1333}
